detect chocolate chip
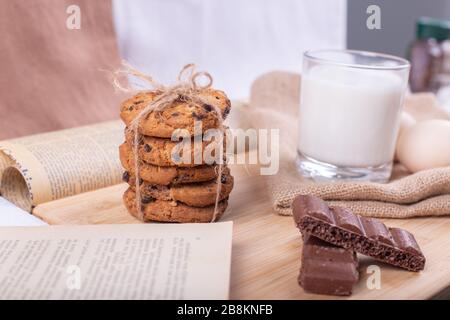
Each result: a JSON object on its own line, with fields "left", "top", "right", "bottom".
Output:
{"left": 139, "top": 178, "right": 144, "bottom": 185}
{"left": 215, "top": 96, "right": 220, "bottom": 100}
{"left": 141, "top": 196, "right": 155, "bottom": 204}
{"left": 192, "top": 112, "right": 205, "bottom": 121}
{"left": 134, "top": 100, "right": 144, "bottom": 105}
{"left": 223, "top": 106, "right": 231, "bottom": 117}
{"left": 221, "top": 175, "right": 227, "bottom": 184}
{"left": 122, "top": 171, "right": 130, "bottom": 183}
{"left": 144, "top": 144, "right": 152, "bottom": 152}
{"left": 203, "top": 104, "right": 213, "bottom": 112}
{"left": 128, "top": 106, "right": 134, "bottom": 111}
{"left": 171, "top": 112, "right": 180, "bottom": 117}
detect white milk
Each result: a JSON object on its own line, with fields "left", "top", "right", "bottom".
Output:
{"left": 298, "top": 65, "right": 405, "bottom": 167}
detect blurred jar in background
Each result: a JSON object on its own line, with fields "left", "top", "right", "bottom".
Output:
{"left": 436, "top": 42, "right": 450, "bottom": 113}
{"left": 409, "top": 17, "right": 450, "bottom": 93}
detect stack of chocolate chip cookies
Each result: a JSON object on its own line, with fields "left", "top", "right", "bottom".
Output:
{"left": 119, "top": 88, "right": 233, "bottom": 223}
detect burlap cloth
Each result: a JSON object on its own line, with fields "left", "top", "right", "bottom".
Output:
{"left": 248, "top": 71, "right": 450, "bottom": 218}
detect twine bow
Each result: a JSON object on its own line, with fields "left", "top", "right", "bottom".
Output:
{"left": 114, "top": 61, "right": 225, "bottom": 222}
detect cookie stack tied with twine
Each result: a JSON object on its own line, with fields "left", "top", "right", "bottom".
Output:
{"left": 115, "top": 62, "right": 234, "bottom": 223}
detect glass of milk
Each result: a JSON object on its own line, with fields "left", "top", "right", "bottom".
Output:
{"left": 296, "top": 50, "right": 410, "bottom": 182}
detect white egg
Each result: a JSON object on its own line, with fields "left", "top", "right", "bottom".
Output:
{"left": 395, "top": 112, "right": 416, "bottom": 161}
{"left": 397, "top": 119, "right": 450, "bottom": 172}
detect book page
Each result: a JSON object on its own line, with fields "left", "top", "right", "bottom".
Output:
{"left": 0, "top": 222, "right": 233, "bottom": 300}
{"left": 0, "top": 120, "right": 124, "bottom": 212}
{"left": 0, "top": 197, "right": 47, "bottom": 226}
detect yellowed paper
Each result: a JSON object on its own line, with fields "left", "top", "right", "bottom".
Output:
{"left": 0, "top": 222, "right": 233, "bottom": 300}
{"left": 0, "top": 121, "right": 124, "bottom": 211}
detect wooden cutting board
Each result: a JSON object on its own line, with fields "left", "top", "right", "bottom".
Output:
{"left": 34, "top": 162, "right": 450, "bottom": 300}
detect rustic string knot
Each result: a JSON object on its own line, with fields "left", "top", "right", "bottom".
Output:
{"left": 177, "top": 63, "right": 213, "bottom": 91}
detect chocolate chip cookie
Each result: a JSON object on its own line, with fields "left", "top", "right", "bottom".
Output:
{"left": 120, "top": 143, "right": 219, "bottom": 185}
{"left": 123, "top": 130, "right": 226, "bottom": 167}
{"left": 127, "top": 167, "right": 233, "bottom": 207}
{"left": 123, "top": 188, "right": 228, "bottom": 223}
{"left": 120, "top": 89, "right": 231, "bottom": 138}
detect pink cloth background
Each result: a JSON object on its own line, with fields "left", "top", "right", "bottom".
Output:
{"left": 0, "top": 0, "right": 125, "bottom": 140}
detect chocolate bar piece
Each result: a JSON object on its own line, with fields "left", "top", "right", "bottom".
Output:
{"left": 292, "top": 195, "right": 426, "bottom": 272}
{"left": 299, "top": 236, "right": 359, "bottom": 296}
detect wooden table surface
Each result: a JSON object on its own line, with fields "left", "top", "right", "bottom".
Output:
{"left": 34, "top": 162, "right": 450, "bottom": 300}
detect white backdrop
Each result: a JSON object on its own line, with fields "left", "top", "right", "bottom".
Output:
{"left": 113, "top": 0, "right": 347, "bottom": 99}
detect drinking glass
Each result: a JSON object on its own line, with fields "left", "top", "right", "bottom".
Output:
{"left": 296, "top": 50, "right": 410, "bottom": 182}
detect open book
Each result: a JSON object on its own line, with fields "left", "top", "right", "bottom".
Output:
{"left": 0, "top": 222, "right": 233, "bottom": 299}
{"left": 0, "top": 120, "right": 124, "bottom": 222}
